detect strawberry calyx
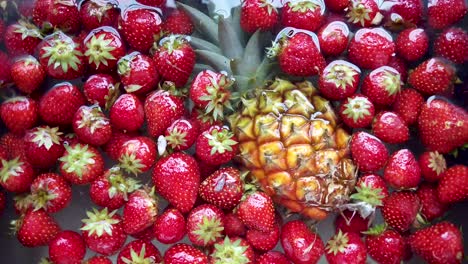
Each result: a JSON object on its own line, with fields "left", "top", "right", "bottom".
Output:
{"left": 107, "top": 166, "right": 141, "bottom": 200}
{"left": 326, "top": 230, "right": 350, "bottom": 255}
{"left": 13, "top": 20, "right": 43, "bottom": 40}
{"left": 81, "top": 207, "right": 120, "bottom": 237}
{"left": 13, "top": 193, "right": 34, "bottom": 213}
{"left": 342, "top": 96, "right": 372, "bottom": 122}
{"left": 380, "top": 67, "right": 402, "bottom": 96}
{"left": 84, "top": 30, "right": 118, "bottom": 69}
{"left": 157, "top": 34, "right": 190, "bottom": 55}
{"left": 362, "top": 223, "right": 386, "bottom": 236}
{"left": 206, "top": 127, "right": 237, "bottom": 155}
{"left": 0, "top": 157, "right": 25, "bottom": 182}
{"left": 257, "top": 0, "right": 278, "bottom": 15}
{"left": 193, "top": 216, "right": 225, "bottom": 245}
{"left": 120, "top": 244, "right": 154, "bottom": 264}
{"left": 31, "top": 185, "right": 58, "bottom": 212}
{"left": 31, "top": 126, "right": 63, "bottom": 150}
{"left": 165, "top": 127, "right": 188, "bottom": 149}
{"left": 427, "top": 151, "right": 447, "bottom": 175}
{"left": 76, "top": 105, "right": 108, "bottom": 133}
{"left": 346, "top": 1, "right": 383, "bottom": 27}
{"left": 267, "top": 27, "right": 321, "bottom": 58}
{"left": 199, "top": 73, "right": 234, "bottom": 121}
{"left": 41, "top": 32, "right": 83, "bottom": 73}
{"left": 117, "top": 52, "right": 133, "bottom": 76}
{"left": 211, "top": 237, "right": 250, "bottom": 264}
{"left": 59, "top": 143, "right": 96, "bottom": 179}
{"left": 104, "top": 82, "right": 121, "bottom": 110}
{"left": 288, "top": 0, "right": 323, "bottom": 14}
{"left": 350, "top": 184, "right": 385, "bottom": 207}
{"left": 325, "top": 61, "right": 360, "bottom": 90}
{"left": 119, "top": 152, "right": 146, "bottom": 175}
{"left": 38, "top": 258, "right": 53, "bottom": 264}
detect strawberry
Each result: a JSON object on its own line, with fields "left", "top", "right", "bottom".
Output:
{"left": 0, "top": 51, "right": 12, "bottom": 87}
{"left": 84, "top": 256, "right": 112, "bottom": 264}
{"left": 246, "top": 223, "right": 280, "bottom": 252}
{"left": 162, "top": 9, "right": 194, "bottom": 35}
{"left": 1, "top": 133, "right": 27, "bottom": 161}
{"left": 152, "top": 152, "right": 200, "bottom": 213}
{"left": 136, "top": 0, "right": 165, "bottom": 7}
{"left": 335, "top": 210, "right": 370, "bottom": 234}
{"left": 118, "top": 7, "right": 163, "bottom": 53}
{"left": 211, "top": 236, "right": 255, "bottom": 264}
{"left": 145, "top": 89, "right": 185, "bottom": 137}
{"left": 434, "top": 27, "right": 468, "bottom": 64}
{"left": 387, "top": 56, "right": 408, "bottom": 82}
{"left": 30, "top": 173, "right": 72, "bottom": 213}
{"left": 373, "top": 111, "right": 409, "bottom": 144}
{"left": 427, "top": 0, "right": 467, "bottom": 30}
{"left": 187, "top": 204, "right": 225, "bottom": 247}
{"left": 380, "top": 0, "right": 423, "bottom": 28}
{"left": 0, "top": 157, "right": 35, "bottom": 193}
{"left": 195, "top": 125, "right": 238, "bottom": 166}
{"left": 154, "top": 207, "right": 186, "bottom": 244}
{"left": 384, "top": 149, "right": 420, "bottom": 189}
{"left": 103, "top": 131, "right": 136, "bottom": 161}
{"left": 118, "top": 136, "right": 156, "bottom": 175}
{"left": 73, "top": 105, "right": 112, "bottom": 146}
{"left": 348, "top": 28, "right": 395, "bottom": 70}
{"left": 118, "top": 52, "right": 159, "bottom": 95}
{"left": 164, "top": 243, "right": 208, "bottom": 264}
{"left": 59, "top": 143, "right": 104, "bottom": 185}
{"left": 79, "top": 0, "right": 119, "bottom": 31}
{"left": 10, "top": 56, "right": 46, "bottom": 94}
{"left": 13, "top": 209, "right": 60, "bottom": 247}
{"left": 238, "top": 191, "right": 275, "bottom": 232}
{"left": 325, "top": 0, "right": 349, "bottom": 12}
{"left": 346, "top": 0, "right": 383, "bottom": 27}
{"left": 350, "top": 131, "right": 388, "bottom": 172}
{"left": 190, "top": 107, "right": 223, "bottom": 134}
{"left": 32, "top": 0, "right": 80, "bottom": 33}
{"left": 83, "top": 74, "right": 120, "bottom": 110}
{"left": 382, "top": 191, "right": 420, "bottom": 233}
{"left": 318, "top": 60, "right": 360, "bottom": 100}
{"left": 153, "top": 35, "right": 195, "bottom": 87}
{"left": 281, "top": 220, "right": 325, "bottom": 264}
{"left": 317, "top": 21, "right": 350, "bottom": 57}
{"left": 419, "top": 151, "right": 447, "bottom": 182}
{"left": 395, "top": 28, "right": 428, "bottom": 62}
{"left": 240, "top": 0, "right": 278, "bottom": 33}
{"left": 418, "top": 98, "right": 468, "bottom": 154}
{"left": 224, "top": 213, "right": 247, "bottom": 237}
{"left": 24, "top": 126, "right": 65, "bottom": 169}
{"left": 325, "top": 231, "right": 366, "bottom": 264}
{"left": 84, "top": 26, "right": 126, "bottom": 72}
{"left": 356, "top": 173, "right": 389, "bottom": 199}
{"left": 1, "top": 96, "right": 38, "bottom": 135}
{"left": 38, "top": 31, "right": 85, "bottom": 80}
{"left": 417, "top": 183, "right": 449, "bottom": 221}
{"left": 392, "top": 88, "right": 424, "bottom": 125}
{"left": 122, "top": 188, "right": 158, "bottom": 235}
{"left": 131, "top": 225, "right": 155, "bottom": 242}
{"left": 348, "top": 173, "right": 388, "bottom": 218}
{"left": 164, "top": 118, "right": 199, "bottom": 152}
{"left": 110, "top": 94, "right": 145, "bottom": 132}
{"left": 199, "top": 167, "right": 244, "bottom": 210}
{"left": 281, "top": 0, "right": 325, "bottom": 32}
{"left": 409, "top": 222, "right": 464, "bottom": 264}
{"left": 48, "top": 230, "right": 86, "bottom": 264}
{"left": 117, "top": 239, "right": 162, "bottom": 264}
{"left": 362, "top": 66, "right": 402, "bottom": 105}
{"left": 81, "top": 207, "right": 127, "bottom": 256}
{"left": 13, "top": 193, "right": 34, "bottom": 215}
{"left": 268, "top": 29, "right": 325, "bottom": 76}
{"left": 408, "top": 58, "right": 456, "bottom": 95}
{"left": 437, "top": 165, "right": 468, "bottom": 204}
{"left": 257, "top": 251, "right": 290, "bottom": 264}
{"left": 339, "top": 94, "right": 375, "bottom": 128}
{"left": 39, "top": 82, "right": 85, "bottom": 126}
{"left": 4, "top": 20, "right": 43, "bottom": 56}
{"left": 364, "top": 224, "right": 405, "bottom": 264}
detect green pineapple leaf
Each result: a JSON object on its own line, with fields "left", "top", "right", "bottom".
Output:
{"left": 218, "top": 16, "right": 243, "bottom": 60}
{"left": 190, "top": 36, "right": 221, "bottom": 53}
{"left": 177, "top": 2, "right": 219, "bottom": 44}
{"left": 195, "top": 50, "right": 232, "bottom": 74}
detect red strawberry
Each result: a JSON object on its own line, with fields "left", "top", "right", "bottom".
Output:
{"left": 117, "top": 239, "right": 162, "bottom": 264}
{"left": 350, "top": 131, "right": 388, "bottom": 172}
{"left": 418, "top": 98, "right": 468, "bottom": 154}
{"left": 373, "top": 111, "right": 409, "bottom": 143}
{"left": 122, "top": 188, "right": 158, "bottom": 235}
{"left": 211, "top": 236, "right": 255, "bottom": 264}
{"left": 387, "top": 56, "right": 408, "bottom": 82}
{"left": 0, "top": 157, "right": 35, "bottom": 193}
{"left": 346, "top": 0, "right": 383, "bottom": 27}
{"left": 238, "top": 191, "right": 275, "bottom": 232}
{"left": 162, "top": 9, "right": 194, "bottom": 35}
{"left": 103, "top": 131, "right": 136, "bottom": 161}
{"left": 392, "top": 88, "right": 424, "bottom": 125}
{"left": 154, "top": 207, "right": 186, "bottom": 244}
{"left": 32, "top": 0, "right": 80, "bottom": 33}
{"left": 240, "top": 0, "right": 278, "bottom": 33}
{"left": 281, "top": 0, "right": 325, "bottom": 32}
{"left": 118, "top": 7, "right": 163, "bottom": 53}
{"left": 395, "top": 28, "right": 428, "bottom": 62}
{"left": 79, "top": 0, "right": 119, "bottom": 31}
{"left": 364, "top": 224, "right": 405, "bottom": 264}
{"left": 317, "top": 21, "right": 350, "bottom": 57}
{"left": 417, "top": 183, "right": 449, "bottom": 221}
{"left": 164, "top": 243, "right": 208, "bottom": 264}
{"left": 4, "top": 20, "right": 43, "bottom": 56}
{"left": 118, "top": 136, "right": 156, "bottom": 175}
{"left": 409, "top": 222, "right": 464, "bottom": 264}
{"left": 14, "top": 209, "right": 60, "bottom": 247}
{"left": 38, "top": 31, "right": 85, "bottom": 79}
{"left": 257, "top": 251, "right": 290, "bottom": 264}
{"left": 1, "top": 133, "right": 27, "bottom": 161}
{"left": 49, "top": 230, "right": 86, "bottom": 264}
{"left": 0, "top": 51, "right": 12, "bottom": 87}
{"left": 187, "top": 204, "right": 225, "bottom": 247}
{"left": 136, "top": 0, "right": 165, "bottom": 7}
{"left": 325, "top": 231, "right": 366, "bottom": 264}
{"left": 335, "top": 210, "right": 370, "bottom": 234}
{"left": 1, "top": 96, "right": 38, "bottom": 135}
{"left": 408, "top": 58, "right": 456, "bottom": 95}
{"left": 427, "top": 0, "right": 467, "bottom": 30}
{"left": 110, "top": 94, "right": 145, "bottom": 132}
{"left": 340, "top": 94, "right": 375, "bottom": 128}
{"left": 348, "top": 28, "right": 395, "bottom": 70}
{"left": 362, "top": 66, "right": 402, "bottom": 105}
{"left": 153, "top": 35, "right": 195, "bottom": 87}
{"left": 384, "top": 149, "right": 421, "bottom": 189}
{"left": 269, "top": 29, "right": 325, "bottom": 76}
{"left": 84, "top": 256, "right": 112, "bottom": 264}
{"left": 84, "top": 26, "right": 126, "bottom": 72}
{"left": 83, "top": 74, "right": 120, "bottom": 110}
{"left": 348, "top": 173, "right": 388, "bottom": 218}
{"left": 59, "top": 143, "right": 104, "bottom": 185}
{"left": 195, "top": 125, "right": 238, "bottom": 166}
{"left": 224, "top": 213, "right": 247, "bottom": 237}
{"left": 10, "top": 56, "right": 46, "bottom": 94}
{"left": 199, "top": 167, "right": 243, "bottom": 210}
{"left": 318, "top": 60, "right": 360, "bottom": 100}
{"left": 434, "top": 27, "right": 468, "bottom": 64}
{"left": 73, "top": 105, "right": 112, "bottom": 146}
{"left": 152, "top": 152, "right": 200, "bottom": 213}
{"left": 281, "top": 220, "right": 325, "bottom": 264}
{"left": 164, "top": 118, "right": 199, "bottom": 152}
{"left": 131, "top": 224, "right": 155, "bottom": 242}
{"left": 81, "top": 207, "right": 127, "bottom": 256}
{"left": 246, "top": 223, "right": 280, "bottom": 252}
{"left": 356, "top": 173, "right": 389, "bottom": 199}
{"left": 437, "top": 165, "right": 468, "bottom": 204}
{"left": 419, "top": 151, "right": 447, "bottom": 182}
{"left": 382, "top": 191, "right": 420, "bottom": 233}
{"left": 145, "top": 89, "right": 185, "bottom": 137}
{"left": 24, "top": 126, "right": 65, "bottom": 169}
{"left": 117, "top": 52, "right": 160, "bottom": 95}
{"left": 30, "top": 173, "right": 72, "bottom": 213}
{"left": 190, "top": 107, "right": 223, "bottom": 134}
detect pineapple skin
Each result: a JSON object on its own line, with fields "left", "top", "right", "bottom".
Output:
{"left": 231, "top": 78, "right": 357, "bottom": 220}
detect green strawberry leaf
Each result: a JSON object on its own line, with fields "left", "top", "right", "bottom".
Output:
{"left": 177, "top": 2, "right": 219, "bottom": 44}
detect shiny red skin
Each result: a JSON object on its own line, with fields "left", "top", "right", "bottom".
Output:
{"left": 396, "top": 28, "right": 428, "bottom": 62}
{"left": 427, "top": 0, "right": 467, "bottom": 30}
{"left": 437, "top": 165, "right": 468, "bottom": 204}
{"left": 247, "top": 224, "right": 280, "bottom": 252}
{"left": 0, "top": 52, "right": 12, "bottom": 86}
{"left": 195, "top": 126, "right": 239, "bottom": 166}
{"left": 39, "top": 83, "right": 86, "bottom": 126}
{"left": 387, "top": 56, "right": 408, "bottom": 82}
{"left": 187, "top": 204, "right": 225, "bottom": 247}
{"left": 162, "top": 9, "right": 194, "bottom": 35}
{"left": 117, "top": 240, "right": 162, "bottom": 264}
{"left": 84, "top": 27, "right": 126, "bottom": 72}
{"left": 199, "top": 167, "right": 243, "bottom": 210}
{"left": 325, "top": 0, "right": 349, "bottom": 12}
{"left": 356, "top": 174, "right": 389, "bottom": 199}
{"left": 118, "top": 136, "right": 157, "bottom": 173}
{"left": 339, "top": 95, "right": 375, "bottom": 128}
{"left": 59, "top": 144, "right": 104, "bottom": 185}
{"left": 434, "top": 27, "right": 468, "bottom": 64}
{"left": 373, "top": 111, "right": 409, "bottom": 144}
{"left": 89, "top": 168, "right": 131, "bottom": 210}
{"left": 190, "top": 108, "right": 222, "bottom": 137}
{"left": 348, "top": 28, "right": 395, "bottom": 70}
{"left": 132, "top": 226, "right": 155, "bottom": 242}
{"left": 79, "top": 0, "right": 119, "bottom": 31}
{"left": 164, "top": 243, "right": 208, "bottom": 264}
{"left": 417, "top": 183, "right": 449, "bottom": 221}
{"left": 31, "top": 173, "right": 72, "bottom": 213}
{"left": 240, "top": 0, "right": 278, "bottom": 33}
{"left": 366, "top": 229, "right": 405, "bottom": 264}
{"left": 319, "top": 60, "right": 360, "bottom": 100}
{"left": 238, "top": 191, "right": 275, "bottom": 233}
{"left": 381, "top": 0, "right": 423, "bottom": 26}
{"left": 1, "top": 97, "right": 38, "bottom": 135}
{"left": 317, "top": 21, "right": 350, "bottom": 56}
{"left": 325, "top": 232, "right": 366, "bottom": 264}
{"left": 118, "top": 52, "right": 159, "bottom": 95}
{"left": 82, "top": 212, "right": 126, "bottom": 256}
{"left": 408, "top": 58, "right": 456, "bottom": 95}
{"left": 392, "top": 89, "right": 424, "bottom": 125}
{"left": 346, "top": 0, "right": 382, "bottom": 28}
{"left": 154, "top": 208, "right": 186, "bottom": 244}
{"left": 118, "top": 8, "right": 163, "bottom": 53}
{"left": 165, "top": 118, "right": 199, "bottom": 151}
{"left": 335, "top": 210, "right": 370, "bottom": 234}
{"left": 17, "top": 209, "right": 61, "bottom": 247}
{"left": 257, "top": 251, "right": 290, "bottom": 264}
{"left": 384, "top": 149, "right": 421, "bottom": 189}
{"left": 350, "top": 132, "right": 388, "bottom": 172}
{"left": 4, "top": 22, "right": 42, "bottom": 56}
{"left": 382, "top": 191, "right": 420, "bottom": 233}
{"left": 281, "top": 220, "right": 325, "bottom": 264}
{"left": 419, "top": 151, "right": 447, "bottom": 182}
{"left": 224, "top": 213, "right": 247, "bottom": 237}
{"left": 84, "top": 256, "right": 113, "bottom": 264}
{"left": 49, "top": 231, "right": 86, "bottom": 264}
{"left": 145, "top": 90, "right": 185, "bottom": 137}
{"left": 72, "top": 105, "right": 112, "bottom": 146}
{"left": 0, "top": 158, "right": 35, "bottom": 193}
{"left": 83, "top": 74, "right": 119, "bottom": 109}
{"left": 281, "top": 0, "right": 324, "bottom": 32}
{"left": 103, "top": 131, "right": 136, "bottom": 161}
{"left": 1, "top": 133, "right": 27, "bottom": 161}
{"left": 32, "top": 0, "right": 80, "bottom": 33}
{"left": 122, "top": 189, "right": 158, "bottom": 235}
{"left": 190, "top": 70, "right": 231, "bottom": 109}
{"left": 10, "top": 56, "right": 46, "bottom": 94}
{"left": 110, "top": 94, "right": 145, "bottom": 132}
{"left": 362, "top": 66, "right": 401, "bottom": 105}
{"left": 24, "top": 126, "right": 65, "bottom": 169}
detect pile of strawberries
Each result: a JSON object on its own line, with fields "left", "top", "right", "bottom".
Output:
{"left": 0, "top": 0, "right": 467, "bottom": 263}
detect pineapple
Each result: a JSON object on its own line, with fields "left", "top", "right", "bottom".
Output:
{"left": 179, "top": 2, "right": 357, "bottom": 220}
